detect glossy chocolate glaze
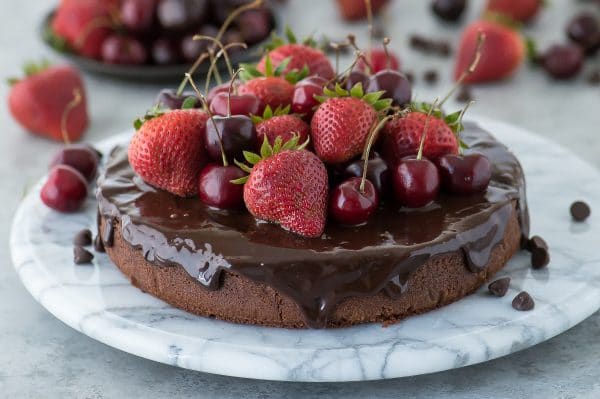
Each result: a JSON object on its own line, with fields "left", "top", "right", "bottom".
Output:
{"left": 97, "top": 122, "right": 529, "bottom": 328}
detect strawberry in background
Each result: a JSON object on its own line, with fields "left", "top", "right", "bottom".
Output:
{"left": 485, "top": 0, "right": 543, "bottom": 23}
{"left": 336, "top": 0, "right": 390, "bottom": 21}
{"left": 7, "top": 62, "right": 89, "bottom": 142}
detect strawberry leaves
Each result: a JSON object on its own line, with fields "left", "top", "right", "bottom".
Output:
{"left": 7, "top": 60, "right": 52, "bottom": 86}
{"left": 133, "top": 104, "right": 168, "bottom": 130}
{"left": 250, "top": 104, "right": 292, "bottom": 124}
{"left": 410, "top": 101, "right": 471, "bottom": 150}
{"left": 263, "top": 25, "right": 318, "bottom": 52}
{"left": 240, "top": 55, "right": 308, "bottom": 84}
{"left": 316, "top": 82, "right": 392, "bottom": 113}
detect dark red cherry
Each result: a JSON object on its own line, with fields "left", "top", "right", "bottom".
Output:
{"left": 198, "top": 164, "right": 246, "bottom": 209}
{"left": 209, "top": 92, "right": 260, "bottom": 116}
{"left": 120, "top": 0, "right": 157, "bottom": 32}
{"left": 393, "top": 157, "right": 440, "bottom": 208}
{"left": 152, "top": 38, "right": 181, "bottom": 65}
{"left": 343, "top": 154, "right": 391, "bottom": 196}
{"left": 542, "top": 44, "right": 584, "bottom": 79}
{"left": 292, "top": 76, "right": 327, "bottom": 117}
{"left": 431, "top": 0, "right": 466, "bottom": 22}
{"left": 101, "top": 35, "right": 148, "bottom": 65}
{"left": 437, "top": 153, "right": 492, "bottom": 195}
{"left": 367, "top": 70, "right": 412, "bottom": 106}
{"left": 49, "top": 145, "right": 99, "bottom": 182}
{"left": 204, "top": 115, "right": 257, "bottom": 163}
{"left": 41, "top": 165, "right": 88, "bottom": 213}
{"left": 330, "top": 177, "right": 379, "bottom": 225}
{"left": 344, "top": 70, "right": 370, "bottom": 91}
{"left": 567, "top": 13, "right": 600, "bottom": 55}
{"left": 155, "top": 89, "right": 200, "bottom": 109}
{"left": 157, "top": 0, "right": 208, "bottom": 32}
{"left": 357, "top": 49, "right": 400, "bottom": 73}
{"left": 237, "top": 8, "right": 273, "bottom": 45}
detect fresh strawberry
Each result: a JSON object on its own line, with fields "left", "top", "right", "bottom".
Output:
{"left": 382, "top": 108, "right": 460, "bottom": 165}
{"left": 51, "top": 0, "right": 115, "bottom": 59}
{"left": 8, "top": 62, "right": 89, "bottom": 142}
{"left": 235, "top": 136, "right": 328, "bottom": 238}
{"left": 251, "top": 105, "right": 310, "bottom": 149}
{"left": 486, "top": 0, "right": 542, "bottom": 23}
{"left": 310, "top": 83, "right": 391, "bottom": 164}
{"left": 128, "top": 108, "right": 209, "bottom": 197}
{"left": 454, "top": 19, "right": 525, "bottom": 83}
{"left": 257, "top": 28, "right": 335, "bottom": 80}
{"left": 336, "top": 0, "right": 390, "bottom": 21}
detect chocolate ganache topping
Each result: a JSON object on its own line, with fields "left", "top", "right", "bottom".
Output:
{"left": 97, "top": 122, "right": 529, "bottom": 328}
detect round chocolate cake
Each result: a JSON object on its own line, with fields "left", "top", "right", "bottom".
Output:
{"left": 96, "top": 122, "right": 528, "bottom": 328}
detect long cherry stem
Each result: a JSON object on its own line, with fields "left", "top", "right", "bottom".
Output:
{"left": 416, "top": 98, "right": 439, "bottom": 160}
{"left": 60, "top": 88, "right": 83, "bottom": 146}
{"left": 360, "top": 116, "right": 393, "bottom": 193}
{"left": 227, "top": 68, "right": 244, "bottom": 117}
{"left": 365, "top": 0, "right": 374, "bottom": 75}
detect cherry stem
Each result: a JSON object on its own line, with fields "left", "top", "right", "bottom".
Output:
{"left": 365, "top": 0, "right": 374, "bottom": 75}
{"left": 439, "top": 31, "right": 485, "bottom": 108}
{"left": 346, "top": 34, "right": 374, "bottom": 74}
{"left": 417, "top": 98, "right": 439, "bottom": 161}
{"left": 359, "top": 115, "right": 393, "bottom": 193}
{"left": 194, "top": 35, "right": 235, "bottom": 79}
{"left": 330, "top": 50, "right": 364, "bottom": 88}
{"left": 177, "top": 52, "right": 210, "bottom": 95}
{"left": 330, "top": 42, "right": 341, "bottom": 76}
{"left": 185, "top": 73, "right": 229, "bottom": 167}
{"left": 227, "top": 68, "right": 244, "bottom": 117}
{"left": 383, "top": 37, "right": 391, "bottom": 70}
{"left": 60, "top": 88, "right": 82, "bottom": 146}
{"left": 456, "top": 100, "right": 474, "bottom": 155}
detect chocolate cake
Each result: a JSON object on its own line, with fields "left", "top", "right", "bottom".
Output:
{"left": 96, "top": 122, "right": 528, "bottom": 328}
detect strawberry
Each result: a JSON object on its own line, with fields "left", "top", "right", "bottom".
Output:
{"left": 310, "top": 83, "right": 391, "bottom": 164}
{"left": 235, "top": 136, "right": 328, "bottom": 238}
{"left": 336, "top": 0, "right": 390, "bottom": 21}
{"left": 382, "top": 107, "right": 461, "bottom": 166}
{"left": 7, "top": 62, "right": 89, "bottom": 142}
{"left": 485, "top": 0, "right": 542, "bottom": 23}
{"left": 251, "top": 105, "right": 310, "bottom": 149}
{"left": 51, "top": 0, "right": 115, "bottom": 59}
{"left": 128, "top": 108, "right": 209, "bottom": 197}
{"left": 454, "top": 19, "right": 525, "bottom": 83}
{"left": 257, "top": 28, "right": 335, "bottom": 80}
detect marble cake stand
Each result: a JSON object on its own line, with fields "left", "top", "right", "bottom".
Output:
{"left": 10, "top": 116, "right": 600, "bottom": 382}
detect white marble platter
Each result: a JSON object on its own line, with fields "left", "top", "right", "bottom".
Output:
{"left": 10, "top": 116, "right": 600, "bottom": 382}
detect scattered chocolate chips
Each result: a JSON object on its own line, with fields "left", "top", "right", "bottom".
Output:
{"left": 531, "top": 247, "right": 550, "bottom": 269}
{"left": 512, "top": 291, "right": 535, "bottom": 311}
{"left": 488, "top": 277, "right": 511, "bottom": 297}
{"left": 409, "top": 34, "right": 452, "bottom": 57}
{"left": 73, "top": 229, "right": 93, "bottom": 246}
{"left": 74, "top": 246, "right": 94, "bottom": 265}
{"left": 404, "top": 71, "right": 415, "bottom": 83}
{"left": 570, "top": 201, "right": 591, "bottom": 222}
{"left": 456, "top": 85, "right": 473, "bottom": 102}
{"left": 526, "top": 235, "right": 548, "bottom": 252}
{"left": 423, "top": 69, "right": 439, "bottom": 84}
{"left": 94, "top": 234, "right": 105, "bottom": 253}
{"left": 587, "top": 70, "right": 600, "bottom": 85}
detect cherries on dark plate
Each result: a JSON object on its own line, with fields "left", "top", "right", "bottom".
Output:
{"left": 542, "top": 44, "right": 584, "bottom": 79}
{"left": 41, "top": 165, "right": 88, "bottom": 213}
{"left": 204, "top": 115, "right": 257, "bottom": 162}
{"left": 357, "top": 49, "right": 400, "bottom": 73}
{"left": 393, "top": 156, "right": 440, "bottom": 208}
{"left": 292, "top": 76, "right": 327, "bottom": 117}
{"left": 567, "top": 13, "right": 600, "bottom": 55}
{"left": 344, "top": 70, "right": 370, "bottom": 91}
{"left": 157, "top": 0, "right": 208, "bottom": 32}
{"left": 120, "top": 0, "right": 157, "bottom": 33}
{"left": 198, "top": 164, "right": 246, "bottom": 209}
{"left": 437, "top": 153, "right": 492, "bottom": 195}
{"left": 152, "top": 38, "right": 181, "bottom": 65}
{"left": 209, "top": 92, "right": 260, "bottom": 116}
{"left": 330, "top": 177, "right": 379, "bottom": 225}
{"left": 431, "top": 0, "right": 466, "bottom": 22}
{"left": 155, "top": 89, "right": 200, "bottom": 109}
{"left": 101, "top": 35, "right": 148, "bottom": 65}
{"left": 343, "top": 153, "right": 391, "bottom": 196}
{"left": 367, "top": 70, "right": 412, "bottom": 106}
{"left": 49, "top": 145, "right": 99, "bottom": 182}
{"left": 237, "top": 8, "right": 272, "bottom": 45}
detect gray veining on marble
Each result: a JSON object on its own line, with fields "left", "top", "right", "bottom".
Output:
{"left": 2, "top": 0, "right": 600, "bottom": 397}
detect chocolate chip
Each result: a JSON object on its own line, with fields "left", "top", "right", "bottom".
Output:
{"left": 512, "top": 291, "right": 534, "bottom": 311}
{"left": 587, "top": 70, "right": 600, "bottom": 86}
{"left": 456, "top": 86, "right": 473, "bottom": 102}
{"left": 570, "top": 201, "right": 591, "bottom": 222}
{"left": 526, "top": 235, "right": 548, "bottom": 252}
{"left": 409, "top": 34, "right": 452, "bottom": 56}
{"left": 73, "top": 229, "right": 93, "bottom": 246}
{"left": 405, "top": 71, "right": 415, "bottom": 83}
{"left": 94, "top": 234, "right": 105, "bottom": 253}
{"left": 488, "top": 277, "right": 510, "bottom": 297}
{"left": 424, "top": 69, "right": 439, "bottom": 84}
{"left": 74, "top": 246, "right": 94, "bottom": 265}
{"left": 532, "top": 247, "right": 550, "bottom": 269}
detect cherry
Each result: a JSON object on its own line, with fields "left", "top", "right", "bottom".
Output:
{"left": 208, "top": 82, "right": 236, "bottom": 103}
{"left": 357, "top": 49, "right": 400, "bottom": 73}
{"left": 237, "top": 8, "right": 273, "bottom": 45}
{"left": 343, "top": 153, "right": 391, "bottom": 196}
{"left": 198, "top": 164, "right": 246, "bottom": 209}
{"left": 344, "top": 70, "right": 370, "bottom": 91}
{"left": 155, "top": 89, "right": 200, "bottom": 109}
{"left": 330, "top": 177, "right": 379, "bottom": 225}
{"left": 542, "top": 44, "right": 584, "bottom": 79}
{"left": 41, "top": 165, "right": 88, "bottom": 213}
{"left": 157, "top": 0, "right": 208, "bottom": 32}
{"left": 393, "top": 156, "right": 440, "bottom": 208}
{"left": 120, "top": 0, "right": 157, "bottom": 32}
{"left": 567, "top": 13, "right": 600, "bottom": 55}
{"left": 204, "top": 115, "right": 257, "bottom": 163}
{"left": 209, "top": 92, "right": 260, "bottom": 116}
{"left": 152, "top": 38, "right": 181, "bottom": 65}
{"left": 101, "top": 35, "right": 147, "bottom": 65}
{"left": 49, "top": 145, "right": 99, "bottom": 182}
{"left": 367, "top": 70, "right": 412, "bottom": 106}
{"left": 292, "top": 76, "right": 327, "bottom": 117}
{"left": 431, "top": 0, "right": 466, "bottom": 22}
{"left": 180, "top": 34, "right": 209, "bottom": 63}
{"left": 437, "top": 153, "right": 492, "bottom": 195}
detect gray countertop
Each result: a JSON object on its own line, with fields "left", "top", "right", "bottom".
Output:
{"left": 1, "top": 0, "right": 599, "bottom": 397}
